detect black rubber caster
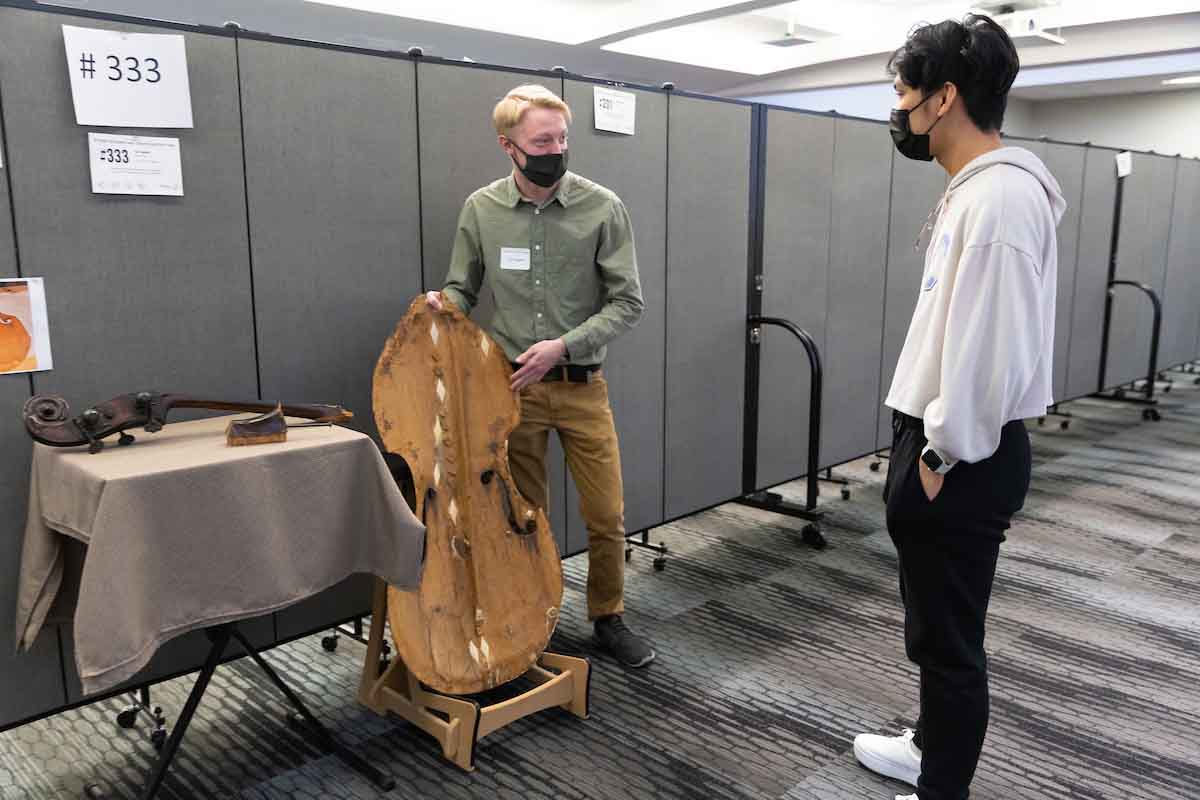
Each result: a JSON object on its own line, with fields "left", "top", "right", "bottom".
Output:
{"left": 1114, "top": 388, "right": 1126, "bottom": 399}
{"left": 801, "top": 524, "right": 827, "bottom": 550}
{"left": 149, "top": 728, "right": 166, "bottom": 752}
{"left": 869, "top": 461, "right": 880, "bottom": 472}
{"left": 840, "top": 488, "right": 851, "bottom": 500}
{"left": 1163, "top": 384, "right": 1171, "bottom": 393}
{"left": 1060, "top": 420, "right": 1070, "bottom": 430}
{"left": 321, "top": 634, "right": 339, "bottom": 652}
{"left": 1037, "top": 417, "right": 1045, "bottom": 426}
{"left": 116, "top": 707, "right": 140, "bottom": 729}
{"left": 624, "top": 547, "right": 632, "bottom": 562}
{"left": 1143, "top": 408, "right": 1161, "bottom": 422}
{"left": 653, "top": 555, "right": 667, "bottom": 572}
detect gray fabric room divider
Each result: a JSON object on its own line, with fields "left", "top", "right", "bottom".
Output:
{"left": 236, "top": 36, "right": 424, "bottom": 640}
{"left": 0, "top": 5, "right": 273, "bottom": 707}
{"left": 560, "top": 80, "right": 668, "bottom": 551}
{"left": 1039, "top": 142, "right": 1087, "bottom": 402}
{"left": 664, "top": 95, "right": 751, "bottom": 520}
{"left": 758, "top": 111, "right": 890, "bottom": 488}
{"left": 0, "top": 103, "right": 67, "bottom": 725}
{"left": 758, "top": 110, "right": 833, "bottom": 490}
{"left": 1162, "top": 159, "right": 1200, "bottom": 369}
{"left": 1066, "top": 146, "right": 1120, "bottom": 399}
{"left": 1109, "top": 153, "right": 1178, "bottom": 388}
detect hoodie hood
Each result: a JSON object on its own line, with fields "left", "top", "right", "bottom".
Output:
{"left": 946, "top": 146, "right": 1067, "bottom": 226}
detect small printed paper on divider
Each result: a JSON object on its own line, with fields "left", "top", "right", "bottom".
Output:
{"left": 88, "top": 133, "right": 184, "bottom": 196}
{"left": 593, "top": 86, "right": 636, "bottom": 136}
{"left": 1115, "top": 151, "right": 1133, "bottom": 178}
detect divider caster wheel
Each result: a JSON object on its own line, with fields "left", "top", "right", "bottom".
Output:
{"left": 1142, "top": 408, "right": 1161, "bottom": 422}
{"left": 148, "top": 707, "right": 167, "bottom": 751}
{"left": 624, "top": 546, "right": 632, "bottom": 562}
{"left": 321, "top": 634, "right": 339, "bottom": 652}
{"left": 116, "top": 707, "right": 140, "bottom": 729}
{"left": 840, "top": 488, "right": 850, "bottom": 500}
{"left": 653, "top": 556, "right": 667, "bottom": 572}
{"left": 1037, "top": 417, "right": 1046, "bottom": 426}
{"left": 869, "top": 461, "right": 880, "bottom": 472}
{"left": 1060, "top": 420, "right": 1070, "bottom": 430}
{"left": 801, "top": 524, "right": 827, "bottom": 550}
{"left": 1114, "top": 388, "right": 1126, "bottom": 399}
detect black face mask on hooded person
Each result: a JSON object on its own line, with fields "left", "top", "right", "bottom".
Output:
{"left": 509, "top": 141, "right": 568, "bottom": 187}
{"left": 889, "top": 90, "right": 946, "bottom": 162}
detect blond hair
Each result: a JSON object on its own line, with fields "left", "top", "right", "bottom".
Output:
{"left": 493, "top": 84, "right": 572, "bottom": 137}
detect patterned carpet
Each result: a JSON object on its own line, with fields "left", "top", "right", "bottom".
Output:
{"left": 2, "top": 368, "right": 1198, "bottom": 800}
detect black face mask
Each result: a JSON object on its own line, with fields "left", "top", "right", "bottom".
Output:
{"left": 509, "top": 142, "right": 568, "bottom": 187}
{"left": 889, "top": 91, "right": 944, "bottom": 162}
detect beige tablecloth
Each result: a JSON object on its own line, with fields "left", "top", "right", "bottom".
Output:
{"left": 15, "top": 415, "right": 425, "bottom": 695}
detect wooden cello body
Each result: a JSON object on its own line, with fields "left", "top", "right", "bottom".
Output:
{"left": 372, "top": 296, "right": 565, "bottom": 695}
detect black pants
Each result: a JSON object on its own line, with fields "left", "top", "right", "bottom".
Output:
{"left": 883, "top": 411, "right": 1031, "bottom": 800}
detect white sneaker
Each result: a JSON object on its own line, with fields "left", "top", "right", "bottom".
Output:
{"left": 853, "top": 727, "right": 921, "bottom": 787}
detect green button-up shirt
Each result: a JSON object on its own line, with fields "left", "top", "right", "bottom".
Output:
{"left": 440, "top": 171, "right": 644, "bottom": 365}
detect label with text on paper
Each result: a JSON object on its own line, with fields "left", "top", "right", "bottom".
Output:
{"left": 593, "top": 86, "right": 636, "bottom": 136}
{"left": 63, "top": 25, "right": 194, "bottom": 128}
{"left": 89, "top": 133, "right": 184, "bottom": 196}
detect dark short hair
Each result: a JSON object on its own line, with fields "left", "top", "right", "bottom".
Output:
{"left": 887, "top": 13, "right": 1019, "bottom": 132}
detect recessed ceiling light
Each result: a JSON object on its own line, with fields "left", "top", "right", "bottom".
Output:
{"left": 1162, "top": 75, "right": 1200, "bottom": 85}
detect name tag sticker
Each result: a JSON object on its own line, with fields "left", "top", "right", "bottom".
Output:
{"left": 500, "top": 247, "right": 531, "bottom": 271}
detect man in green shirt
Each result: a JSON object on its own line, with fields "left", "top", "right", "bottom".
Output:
{"left": 426, "top": 84, "right": 653, "bottom": 668}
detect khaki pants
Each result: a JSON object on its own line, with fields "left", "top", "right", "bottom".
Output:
{"left": 507, "top": 373, "right": 625, "bottom": 620}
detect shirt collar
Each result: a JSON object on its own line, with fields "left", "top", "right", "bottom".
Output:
{"left": 503, "top": 171, "right": 572, "bottom": 209}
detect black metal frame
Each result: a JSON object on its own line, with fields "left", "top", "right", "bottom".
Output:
{"left": 737, "top": 315, "right": 828, "bottom": 549}
{"left": 1090, "top": 166, "right": 1167, "bottom": 421}
{"left": 1094, "top": 279, "right": 1166, "bottom": 420}
{"left": 84, "top": 623, "right": 394, "bottom": 800}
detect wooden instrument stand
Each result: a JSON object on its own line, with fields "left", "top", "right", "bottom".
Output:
{"left": 357, "top": 579, "right": 590, "bottom": 771}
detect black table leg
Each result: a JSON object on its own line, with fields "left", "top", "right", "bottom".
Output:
{"left": 227, "top": 627, "right": 396, "bottom": 791}
{"left": 84, "top": 623, "right": 394, "bottom": 799}
{"left": 83, "top": 626, "right": 231, "bottom": 800}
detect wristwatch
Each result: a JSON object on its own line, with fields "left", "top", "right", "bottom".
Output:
{"left": 920, "top": 445, "right": 955, "bottom": 475}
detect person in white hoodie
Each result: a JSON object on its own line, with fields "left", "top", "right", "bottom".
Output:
{"left": 852, "top": 14, "right": 1066, "bottom": 800}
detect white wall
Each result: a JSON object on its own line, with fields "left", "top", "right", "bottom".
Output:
{"left": 1023, "top": 89, "right": 1200, "bottom": 158}
{"left": 743, "top": 82, "right": 1039, "bottom": 137}
{"left": 1001, "top": 98, "right": 1038, "bottom": 138}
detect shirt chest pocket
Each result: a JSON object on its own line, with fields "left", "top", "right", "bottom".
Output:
{"left": 546, "top": 227, "right": 600, "bottom": 305}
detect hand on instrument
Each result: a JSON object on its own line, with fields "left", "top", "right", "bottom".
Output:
{"left": 425, "top": 291, "right": 444, "bottom": 311}
{"left": 918, "top": 458, "right": 944, "bottom": 501}
{"left": 511, "top": 339, "right": 567, "bottom": 391}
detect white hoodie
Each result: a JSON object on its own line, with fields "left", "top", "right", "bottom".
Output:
{"left": 885, "top": 146, "right": 1067, "bottom": 466}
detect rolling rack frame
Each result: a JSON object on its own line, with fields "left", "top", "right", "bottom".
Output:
{"left": 1090, "top": 169, "right": 1168, "bottom": 421}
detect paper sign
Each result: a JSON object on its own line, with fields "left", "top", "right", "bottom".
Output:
{"left": 1115, "top": 151, "right": 1133, "bottom": 178}
{"left": 63, "top": 25, "right": 194, "bottom": 128}
{"left": 594, "top": 87, "right": 636, "bottom": 136}
{"left": 89, "top": 133, "right": 184, "bottom": 196}
{"left": 0, "top": 278, "right": 53, "bottom": 374}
